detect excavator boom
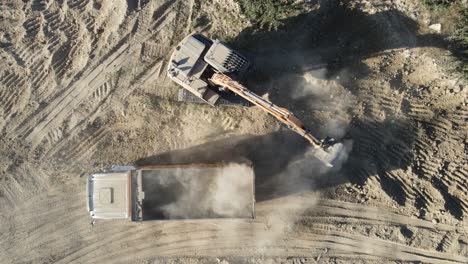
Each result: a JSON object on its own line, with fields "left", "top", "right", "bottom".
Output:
{"left": 211, "top": 73, "right": 344, "bottom": 167}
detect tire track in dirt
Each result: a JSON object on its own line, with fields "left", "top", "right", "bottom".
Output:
{"left": 0, "top": 1, "right": 155, "bottom": 134}
{"left": 2, "top": 2, "right": 89, "bottom": 134}
{"left": 1, "top": 193, "right": 88, "bottom": 263}
{"left": 36, "top": 2, "right": 186, "bottom": 164}
{"left": 0, "top": 190, "right": 78, "bottom": 245}
{"left": 437, "top": 232, "right": 459, "bottom": 253}
{"left": 309, "top": 199, "right": 459, "bottom": 232}
{"left": 55, "top": 124, "right": 126, "bottom": 165}
{"left": 1, "top": 2, "right": 189, "bottom": 210}
{"left": 6, "top": 42, "right": 43, "bottom": 70}
{"left": 13, "top": 2, "right": 178, "bottom": 148}
{"left": 347, "top": 69, "right": 467, "bottom": 220}
{"left": 41, "top": 58, "right": 165, "bottom": 163}
{"left": 410, "top": 97, "right": 467, "bottom": 220}
{"left": 0, "top": 74, "right": 30, "bottom": 120}
{"left": 68, "top": 0, "right": 91, "bottom": 12}
{"left": 55, "top": 223, "right": 216, "bottom": 264}
{"left": 87, "top": 221, "right": 465, "bottom": 264}
{"left": 0, "top": 165, "right": 49, "bottom": 210}
{"left": 5, "top": 190, "right": 465, "bottom": 264}
{"left": 112, "top": 59, "right": 166, "bottom": 102}
{"left": 296, "top": 230, "right": 466, "bottom": 264}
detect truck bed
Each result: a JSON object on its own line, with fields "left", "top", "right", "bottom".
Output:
{"left": 132, "top": 164, "right": 255, "bottom": 221}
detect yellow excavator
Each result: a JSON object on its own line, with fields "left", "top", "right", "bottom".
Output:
{"left": 167, "top": 34, "right": 344, "bottom": 167}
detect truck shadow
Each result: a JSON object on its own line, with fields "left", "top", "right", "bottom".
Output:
{"left": 136, "top": 131, "right": 309, "bottom": 202}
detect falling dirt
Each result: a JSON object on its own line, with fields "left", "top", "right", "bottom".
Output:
{"left": 0, "top": 0, "right": 467, "bottom": 263}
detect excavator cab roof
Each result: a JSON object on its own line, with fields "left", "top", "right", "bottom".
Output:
{"left": 168, "top": 34, "right": 250, "bottom": 106}
{"left": 171, "top": 35, "right": 210, "bottom": 80}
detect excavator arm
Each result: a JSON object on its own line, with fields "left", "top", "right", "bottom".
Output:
{"left": 210, "top": 73, "right": 343, "bottom": 166}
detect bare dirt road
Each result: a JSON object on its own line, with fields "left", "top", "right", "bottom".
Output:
{"left": 0, "top": 0, "right": 466, "bottom": 263}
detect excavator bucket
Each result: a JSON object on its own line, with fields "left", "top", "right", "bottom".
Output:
{"left": 311, "top": 143, "right": 346, "bottom": 168}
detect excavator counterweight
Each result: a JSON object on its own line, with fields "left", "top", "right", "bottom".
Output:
{"left": 168, "top": 34, "right": 344, "bottom": 167}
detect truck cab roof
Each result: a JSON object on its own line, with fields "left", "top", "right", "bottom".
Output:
{"left": 87, "top": 171, "right": 131, "bottom": 219}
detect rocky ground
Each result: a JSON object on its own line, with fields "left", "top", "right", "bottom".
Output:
{"left": 0, "top": 0, "right": 466, "bottom": 263}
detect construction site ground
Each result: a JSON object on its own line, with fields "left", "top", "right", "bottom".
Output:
{"left": 0, "top": 0, "right": 467, "bottom": 263}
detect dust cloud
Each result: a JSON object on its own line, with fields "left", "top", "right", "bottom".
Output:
{"left": 160, "top": 164, "right": 254, "bottom": 219}
{"left": 255, "top": 142, "right": 352, "bottom": 248}
{"left": 292, "top": 69, "right": 355, "bottom": 139}
{"left": 251, "top": 68, "right": 354, "bottom": 247}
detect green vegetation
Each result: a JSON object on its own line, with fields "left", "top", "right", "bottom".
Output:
{"left": 235, "top": 0, "right": 305, "bottom": 30}
{"left": 420, "top": 0, "right": 467, "bottom": 78}
{"left": 420, "top": 0, "right": 453, "bottom": 9}
{"left": 451, "top": 8, "right": 468, "bottom": 49}
{"left": 451, "top": 8, "right": 468, "bottom": 78}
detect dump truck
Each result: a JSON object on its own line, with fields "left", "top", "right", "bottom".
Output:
{"left": 86, "top": 164, "right": 255, "bottom": 221}
{"left": 168, "top": 34, "right": 345, "bottom": 167}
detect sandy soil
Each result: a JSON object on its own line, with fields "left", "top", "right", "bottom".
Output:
{"left": 0, "top": 0, "right": 467, "bottom": 263}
